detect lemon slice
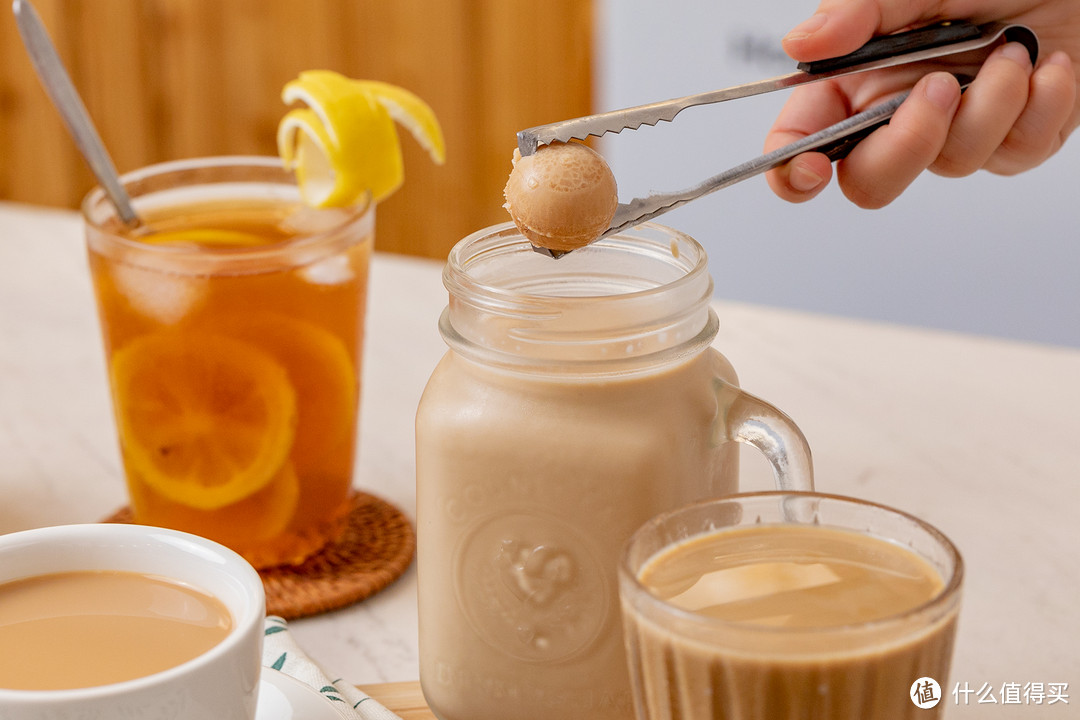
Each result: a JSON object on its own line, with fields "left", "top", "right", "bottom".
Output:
{"left": 209, "top": 313, "right": 357, "bottom": 473}
{"left": 111, "top": 331, "right": 297, "bottom": 510}
{"left": 130, "top": 461, "right": 301, "bottom": 545}
{"left": 277, "top": 70, "right": 445, "bottom": 207}
{"left": 140, "top": 228, "right": 269, "bottom": 248}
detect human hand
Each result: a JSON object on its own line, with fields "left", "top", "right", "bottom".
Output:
{"left": 765, "top": 0, "right": 1079, "bottom": 207}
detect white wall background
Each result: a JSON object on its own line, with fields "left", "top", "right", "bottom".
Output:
{"left": 596, "top": 0, "right": 1080, "bottom": 347}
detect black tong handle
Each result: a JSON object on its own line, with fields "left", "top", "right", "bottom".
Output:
{"left": 798, "top": 20, "right": 983, "bottom": 74}
{"left": 816, "top": 73, "right": 976, "bottom": 161}
{"left": 800, "top": 21, "right": 993, "bottom": 161}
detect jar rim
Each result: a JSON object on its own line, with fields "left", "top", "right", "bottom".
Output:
{"left": 440, "top": 222, "right": 717, "bottom": 375}
{"left": 444, "top": 221, "right": 711, "bottom": 308}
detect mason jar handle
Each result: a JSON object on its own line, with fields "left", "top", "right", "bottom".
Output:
{"left": 712, "top": 379, "right": 814, "bottom": 492}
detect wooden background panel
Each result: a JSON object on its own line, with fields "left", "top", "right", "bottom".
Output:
{"left": 0, "top": 0, "right": 593, "bottom": 259}
{"left": 0, "top": 0, "right": 84, "bottom": 212}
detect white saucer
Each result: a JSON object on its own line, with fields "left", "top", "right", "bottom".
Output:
{"left": 256, "top": 668, "right": 343, "bottom": 720}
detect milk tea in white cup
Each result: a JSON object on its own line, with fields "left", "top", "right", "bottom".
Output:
{"left": 0, "top": 523, "right": 265, "bottom": 720}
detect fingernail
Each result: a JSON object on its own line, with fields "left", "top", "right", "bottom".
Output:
{"left": 790, "top": 163, "right": 825, "bottom": 192}
{"left": 999, "top": 42, "right": 1033, "bottom": 69}
{"left": 1046, "top": 50, "right": 1072, "bottom": 69}
{"left": 785, "top": 13, "right": 828, "bottom": 41}
{"left": 924, "top": 73, "right": 959, "bottom": 110}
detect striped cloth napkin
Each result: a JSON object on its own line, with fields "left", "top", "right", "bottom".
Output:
{"left": 263, "top": 616, "right": 401, "bottom": 720}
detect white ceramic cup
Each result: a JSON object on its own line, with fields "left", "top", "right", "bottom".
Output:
{"left": 0, "top": 523, "right": 266, "bottom": 720}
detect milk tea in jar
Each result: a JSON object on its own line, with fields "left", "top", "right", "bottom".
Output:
{"left": 415, "top": 222, "right": 813, "bottom": 720}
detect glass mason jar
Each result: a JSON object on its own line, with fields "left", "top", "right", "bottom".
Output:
{"left": 415, "top": 222, "right": 813, "bottom": 720}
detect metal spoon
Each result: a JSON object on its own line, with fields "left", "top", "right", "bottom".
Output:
{"left": 12, "top": 0, "right": 141, "bottom": 227}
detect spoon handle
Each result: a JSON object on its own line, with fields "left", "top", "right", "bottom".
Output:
{"left": 13, "top": 0, "right": 139, "bottom": 226}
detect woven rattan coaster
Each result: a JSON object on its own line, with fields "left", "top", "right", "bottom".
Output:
{"left": 104, "top": 490, "right": 415, "bottom": 620}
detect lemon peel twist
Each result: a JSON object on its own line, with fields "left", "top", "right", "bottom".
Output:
{"left": 277, "top": 70, "right": 445, "bottom": 208}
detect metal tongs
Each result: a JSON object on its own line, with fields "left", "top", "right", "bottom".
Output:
{"left": 517, "top": 21, "right": 1038, "bottom": 257}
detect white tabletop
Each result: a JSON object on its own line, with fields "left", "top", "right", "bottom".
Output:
{"left": 2, "top": 201, "right": 1078, "bottom": 716}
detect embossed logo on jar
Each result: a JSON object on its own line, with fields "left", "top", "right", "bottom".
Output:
{"left": 453, "top": 512, "right": 610, "bottom": 662}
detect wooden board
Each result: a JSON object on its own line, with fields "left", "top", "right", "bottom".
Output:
{"left": 359, "top": 682, "right": 436, "bottom": 720}
{"left": 0, "top": 0, "right": 594, "bottom": 260}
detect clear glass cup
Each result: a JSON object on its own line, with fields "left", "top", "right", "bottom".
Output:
{"left": 83, "top": 156, "right": 374, "bottom": 568}
{"left": 620, "top": 491, "right": 964, "bottom": 720}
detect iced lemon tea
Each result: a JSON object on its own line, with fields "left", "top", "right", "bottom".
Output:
{"left": 84, "top": 157, "right": 373, "bottom": 568}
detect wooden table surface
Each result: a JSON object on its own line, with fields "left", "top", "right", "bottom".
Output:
{"left": 360, "top": 682, "right": 435, "bottom": 720}
{"left": 2, "top": 201, "right": 1078, "bottom": 717}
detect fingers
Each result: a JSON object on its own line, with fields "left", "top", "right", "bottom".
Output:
{"left": 768, "top": 0, "right": 958, "bottom": 205}
{"left": 765, "top": 72, "right": 963, "bottom": 207}
{"left": 767, "top": 49, "right": 1077, "bottom": 206}
{"left": 836, "top": 73, "right": 961, "bottom": 208}
{"left": 984, "top": 51, "right": 1078, "bottom": 175}
{"left": 782, "top": 7, "right": 877, "bottom": 61}
{"left": 931, "top": 43, "right": 1034, "bottom": 178}
{"left": 931, "top": 42, "right": 1076, "bottom": 178}
{"left": 768, "top": 1, "right": 1080, "bottom": 206}
{"left": 764, "top": 152, "right": 835, "bottom": 203}
{"left": 764, "top": 82, "right": 848, "bottom": 202}
{"left": 781, "top": 0, "right": 946, "bottom": 61}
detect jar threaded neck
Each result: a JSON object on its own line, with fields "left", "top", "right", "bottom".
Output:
{"left": 441, "top": 222, "right": 716, "bottom": 375}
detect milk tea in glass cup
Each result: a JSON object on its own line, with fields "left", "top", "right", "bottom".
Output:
{"left": 620, "top": 492, "right": 963, "bottom": 720}
{"left": 415, "top": 222, "right": 813, "bottom": 720}
{"left": 83, "top": 156, "right": 373, "bottom": 568}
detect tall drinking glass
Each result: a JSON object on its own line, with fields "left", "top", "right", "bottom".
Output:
{"left": 83, "top": 156, "right": 374, "bottom": 569}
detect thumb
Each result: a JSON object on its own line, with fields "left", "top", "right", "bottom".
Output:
{"left": 781, "top": 0, "right": 944, "bottom": 61}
